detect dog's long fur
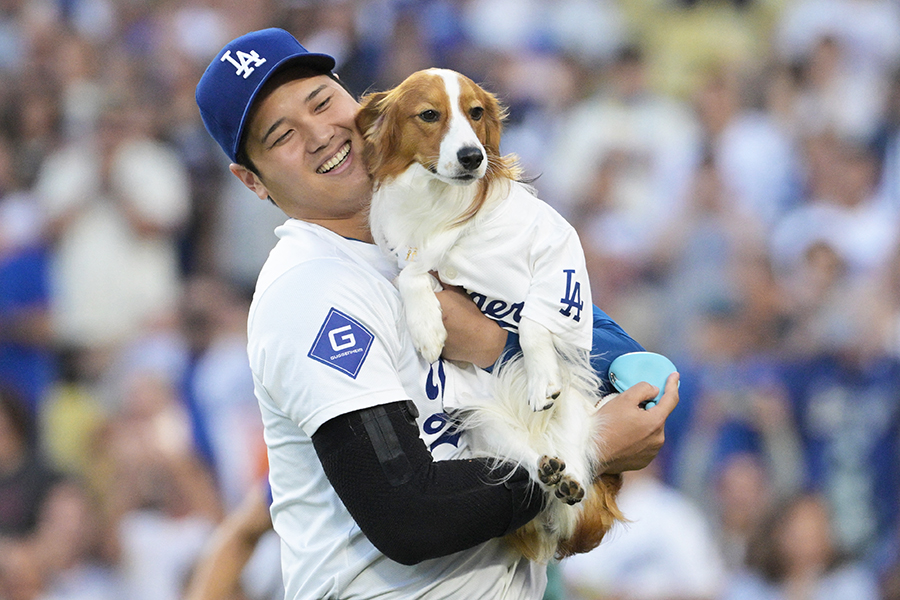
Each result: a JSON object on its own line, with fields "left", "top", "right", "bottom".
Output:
{"left": 357, "top": 68, "right": 624, "bottom": 562}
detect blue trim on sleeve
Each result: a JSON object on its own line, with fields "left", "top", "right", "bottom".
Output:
{"left": 590, "top": 305, "right": 644, "bottom": 391}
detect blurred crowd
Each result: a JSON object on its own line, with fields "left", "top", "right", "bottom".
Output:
{"left": 2, "top": 0, "right": 900, "bottom": 599}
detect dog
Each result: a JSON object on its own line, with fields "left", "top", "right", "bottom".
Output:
{"left": 356, "top": 68, "right": 624, "bottom": 563}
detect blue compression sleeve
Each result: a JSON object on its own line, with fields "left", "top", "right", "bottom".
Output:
{"left": 492, "top": 305, "right": 644, "bottom": 393}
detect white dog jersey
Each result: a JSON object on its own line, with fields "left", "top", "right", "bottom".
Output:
{"left": 247, "top": 219, "right": 546, "bottom": 600}
{"left": 399, "top": 181, "right": 593, "bottom": 352}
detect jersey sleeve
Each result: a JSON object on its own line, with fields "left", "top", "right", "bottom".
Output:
{"left": 520, "top": 214, "right": 593, "bottom": 350}
{"left": 248, "top": 258, "right": 410, "bottom": 436}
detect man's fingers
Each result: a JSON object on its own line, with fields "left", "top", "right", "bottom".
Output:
{"left": 653, "top": 372, "right": 680, "bottom": 415}
{"left": 614, "top": 380, "right": 659, "bottom": 406}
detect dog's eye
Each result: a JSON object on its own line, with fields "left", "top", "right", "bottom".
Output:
{"left": 469, "top": 106, "right": 484, "bottom": 121}
{"left": 419, "top": 109, "right": 440, "bottom": 123}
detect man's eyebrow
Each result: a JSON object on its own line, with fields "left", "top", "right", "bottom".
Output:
{"left": 262, "top": 117, "right": 286, "bottom": 147}
{"left": 306, "top": 83, "right": 328, "bottom": 103}
{"left": 260, "top": 83, "right": 330, "bottom": 147}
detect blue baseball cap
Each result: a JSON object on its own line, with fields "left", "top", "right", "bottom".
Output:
{"left": 196, "top": 28, "right": 336, "bottom": 163}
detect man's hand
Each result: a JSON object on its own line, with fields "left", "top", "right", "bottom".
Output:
{"left": 596, "top": 373, "right": 680, "bottom": 474}
{"left": 435, "top": 284, "right": 507, "bottom": 368}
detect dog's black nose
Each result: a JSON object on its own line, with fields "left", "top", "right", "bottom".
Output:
{"left": 457, "top": 146, "right": 484, "bottom": 171}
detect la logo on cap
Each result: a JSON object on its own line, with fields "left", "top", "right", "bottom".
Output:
{"left": 220, "top": 49, "right": 267, "bottom": 79}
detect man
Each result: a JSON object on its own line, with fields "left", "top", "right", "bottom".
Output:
{"left": 195, "top": 28, "right": 679, "bottom": 599}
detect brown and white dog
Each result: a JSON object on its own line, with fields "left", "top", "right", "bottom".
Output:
{"left": 356, "top": 68, "right": 623, "bottom": 563}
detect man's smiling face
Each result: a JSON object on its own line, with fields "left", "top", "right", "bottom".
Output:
{"left": 234, "top": 69, "right": 373, "bottom": 240}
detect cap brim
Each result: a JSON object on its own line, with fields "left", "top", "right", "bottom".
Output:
{"left": 232, "top": 52, "right": 336, "bottom": 161}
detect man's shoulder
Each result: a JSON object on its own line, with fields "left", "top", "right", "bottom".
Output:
{"left": 249, "top": 221, "right": 399, "bottom": 330}
{"left": 256, "top": 221, "right": 379, "bottom": 292}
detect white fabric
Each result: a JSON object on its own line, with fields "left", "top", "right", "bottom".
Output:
{"left": 435, "top": 183, "right": 593, "bottom": 351}
{"left": 247, "top": 219, "right": 546, "bottom": 600}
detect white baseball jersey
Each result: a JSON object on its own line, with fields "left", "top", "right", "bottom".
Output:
{"left": 433, "top": 182, "right": 592, "bottom": 349}
{"left": 247, "top": 218, "right": 546, "bottom": 600}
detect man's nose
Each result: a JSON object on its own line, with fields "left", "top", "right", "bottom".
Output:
{"left": 307, "top": 122, "right": 334, "bottom": 154}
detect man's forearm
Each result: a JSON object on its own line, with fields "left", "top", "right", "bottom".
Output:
{"left": 312, "top": 401, "right": 546, "bottom": 565}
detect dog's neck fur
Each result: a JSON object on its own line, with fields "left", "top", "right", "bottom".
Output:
{"left": 369, "top": 162, "right": 513, "bottom": 255}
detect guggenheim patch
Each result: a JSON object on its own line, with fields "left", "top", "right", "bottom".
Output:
{"left": 308, "top": 308, "right": 374, "bottom": 378}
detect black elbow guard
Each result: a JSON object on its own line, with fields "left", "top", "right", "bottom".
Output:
{"left": 312, "top": 401, "right": 545, "bottom": 563}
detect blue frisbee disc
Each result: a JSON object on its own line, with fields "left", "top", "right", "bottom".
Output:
{"left": 608, "top": 351, "right": 678, "bottom": 408}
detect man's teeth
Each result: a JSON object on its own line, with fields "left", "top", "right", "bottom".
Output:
{"left": 317, "top": 142, "right": 350, "bottom": 174}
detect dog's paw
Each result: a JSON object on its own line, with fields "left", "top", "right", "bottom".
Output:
{"left": 554, "top": 475, "right": 585, "bottom": 506}
{"left": 527, "top": 375, "right": 561, "bottom": 411}
{"left": 412, "top": 325, "right": 446, "bottom": 363}
{"left": 405, "top": 298, "right": 447, "bottom": 363}
{"left": 537, "top": 455, "right": 566, "bottom": 487}
{"left": 408, "top": 317, "right": 446, "bottom": 363}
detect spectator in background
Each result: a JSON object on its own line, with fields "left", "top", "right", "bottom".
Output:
{"left": 663, "top": 300, "right": 803, "bottom": 513}
{"left": 27, "top": 478, "right": 123, "bottom": 600}
{"left": 791, "top": 34, "right": 888, "bottom": 143}
{"left": 777, "top": 315, "right": 900, "bottom": 560}
{"left": 206, "top": 172, "right": 287, "bottom": 294}
{"left": 561, "top": 463, "right": 726, "bottom": 600}
{"left": 721, "top": 492, "right": 880, "bottom": 600}
{"left": 545, "top": 43, "right": 698, "bottom": 230}
{"left": 691, "top": 64, "right": 800, "bottom": 228}
{"left": 35, "top": 91, "right": 190, "bottom": 378}
{"left": 0, "top": 542, "right": 44, "bottom": 600}
{"left": 774, "top": 234, "right": 900, "bottom": 559}
{"left": 90, "top": 369, "right": 221, "bottom": 600}
{"left": 0, "top": 389, "right": 120, "bottom": 600}
{"left": 2, "top": 74, "right": 63, "bottom": 191}
{"left": 777, "top": 241, "right": 878, "bottom": 357}
{"left": 649, "top": 153, "right": 770, "bottom": 357}
{"left": 621, "top": 0, "right": 773, "bottom": 101}
{"left": 183, "top": 480, "right": 280, "bottom": 600}
{"left": 179, "top": 274, "right": 265, "bottom": 510}
{"left": 712, "top": 452, "right": 777, "bottom": 572}
{"left": 868, "top": 243, "right": 900, "bottom": 359}
{"left": 875, "top": 67, "right": 900, "bottom": 213}
{"left": 776, "top": 0, "right": 900, "bottom": 76}
{"left": 770, "top": 134, "right": 898, "bottom": 311}
{"left": 0, "top": 135, "right": 55, "bottom": 415}
{"left": 546, "top": 44, "right": 699, "bottom": 345}
{"left": 776, "top": 0, "right": 900, "bottom": 142}
{"left": 0, "top": 385, "right": 63, "bottom": 539}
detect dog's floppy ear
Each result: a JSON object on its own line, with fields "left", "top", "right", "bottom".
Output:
{"left": 356, "top": 90, "right": 389, "bottom": 140}
{"left": 478, "top": 86, "right": 507, "bottom": 160}
{"left": 474, "top": 84, "right": 521, "bottom": 183}
{"left": 356, "top": 90, "right": 401, "bottom": 178}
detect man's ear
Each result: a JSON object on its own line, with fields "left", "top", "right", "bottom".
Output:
{"left": 230, "top": 163, "right": 270, "bottom": 201}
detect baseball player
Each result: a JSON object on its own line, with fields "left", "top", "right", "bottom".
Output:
{"left": 195, "top": 28, "right": 679, "bottom": 600}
